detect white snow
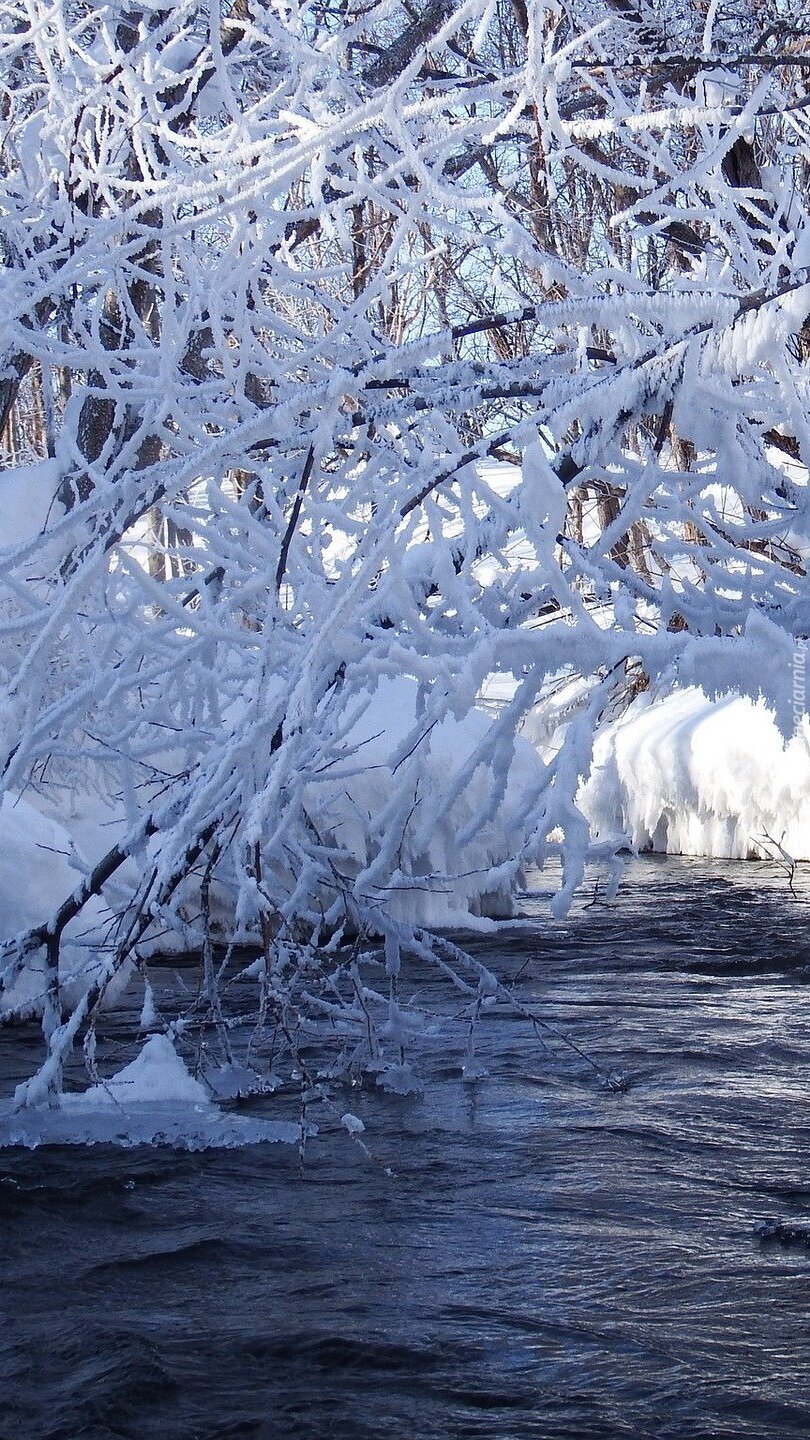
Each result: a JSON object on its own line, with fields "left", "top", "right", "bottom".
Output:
{"left": 0, "top": 792, "right": 117, "bottom": 1019}
{"left": 0, "top": 1101, "right": 305, "bottom": 1150}
{"left": 581, "top": 686, "right": 810, "bottom": 861}
{"left": 0, "top": 1034, "right": 306, "bottom": 1149}
{"left": 65, "top": 1034, "right": 208, "bottom": 1108}
{"left": 0, "top": 459, "right": 61, "bottom": 549}
{"left": 375, "top": 1061, "right": 424, "bottom": 1095}
{"left": 0, "top": 792, "right": 79, "bottom": 936}
{"left": 312, "top": 676, "right": 545, "bottom": 927}
{"left": 341, "top": 1111, "right": 365, "bottom": 1134}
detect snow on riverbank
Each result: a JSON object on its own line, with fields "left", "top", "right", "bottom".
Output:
{"left": 0, "top": 794, "right": 120, "bottom": 1019}
{"left": 0, "top": 458, "right": 61, "bottom": 548}
{"left": 312, "top": 676, "right": 544, "bottom": 927}
{"left": 0, "top": 676, "right": 547, "bottom": 1000}
{"left": 581, "top": 686, "right": 810, "bottom": 861}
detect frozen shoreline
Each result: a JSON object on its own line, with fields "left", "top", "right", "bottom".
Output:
{"left": 581, "top": 685, "right": 810, "bottom": 863}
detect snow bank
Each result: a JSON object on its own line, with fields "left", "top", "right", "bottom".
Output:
{"left": 581, "top": 686, "right": 810, "bottom": 860}
{"left": 312, "top": 676, "right": 545, "bottom": 927}
{"left": 0, "top": 676, "right": 547, "bottom": 1014}
{"left": 0, "top": 459, "right": 61, "bottom": 549}
{"left": 0, "top": 794, "right": 115, "bottom": 1018}
{"left": 0, "top": 793, "right": 79, "bottom": 935}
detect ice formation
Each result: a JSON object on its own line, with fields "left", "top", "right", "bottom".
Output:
{"left": 0, "top": 1034, "right": 304, "bottom": 1149}
{"left": 581, "top": 687, "right": 810, "bottom": 862}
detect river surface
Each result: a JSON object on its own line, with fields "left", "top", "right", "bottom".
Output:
{"left": 3, "top": 857, "right": 810, "bottom": 1440}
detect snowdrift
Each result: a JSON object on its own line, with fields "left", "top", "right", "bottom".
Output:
{"left": 581, "top": 686, "right": 810, "bottom": 861}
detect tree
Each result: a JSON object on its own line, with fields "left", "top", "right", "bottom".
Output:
{"left": 1, "top": 0, "right": 809, "bottom": 1122}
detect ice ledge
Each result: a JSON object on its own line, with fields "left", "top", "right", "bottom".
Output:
{"left": 0, "top": 1102, "right": 305, "bottom": 1151}
{"left": 0, "top": 1034, "right": 305, "bottom": 1150}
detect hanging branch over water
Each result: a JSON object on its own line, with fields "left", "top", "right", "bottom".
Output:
{"left": 1, "top": 0, "right": 809, "bottom": 1119}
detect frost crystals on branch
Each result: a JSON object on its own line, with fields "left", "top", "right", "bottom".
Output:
{"left": 0, "top": 0, "right": 808, "bottom": 1132}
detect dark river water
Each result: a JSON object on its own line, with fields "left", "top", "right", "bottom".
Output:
{"left": 3, "top": 857, "right": 810, "bottom": 1440}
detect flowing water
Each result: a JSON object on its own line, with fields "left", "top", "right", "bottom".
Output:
{"left": 4, "top": 857, "right": 810, "bottom": 1440}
